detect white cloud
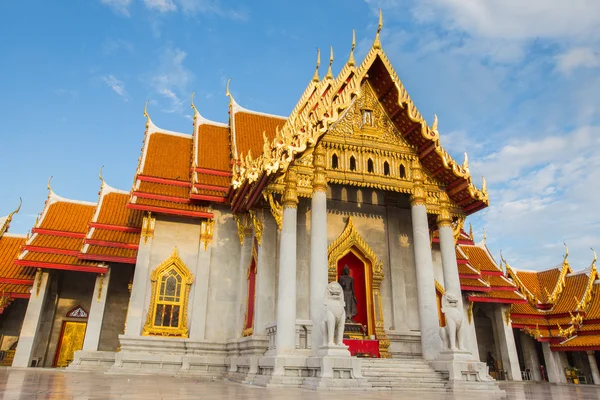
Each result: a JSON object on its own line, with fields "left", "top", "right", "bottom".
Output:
{"left": 100, "top": 0, "right": 132, "bottom": 16}
{"left": 175, "top": 0, "right": 247, "bottom": 19}
{"left": 102, "top": 75, "right": 129, "bottom": 101}
{"left": 143, "top": 0, "right": 176, "bottom": 12}
{"left": 556, "top": 47, "right": 600, "bottom": 75}
{"left": 103, "top": 38, "right": 135, "bottom": 54}
{"left": 149, "top": 46, "right": 194, "bottom": 113}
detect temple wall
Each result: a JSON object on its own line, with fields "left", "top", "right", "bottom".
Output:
{"left": 204, "top": 208, "right": 241, "bottom": 341}
{"left": 98, "top": 264, "right": 133, "bottom": 351}
{"left": 0, "top": 298, "right": 28, "bottom": 351}
{"left": 41, "top": 270, "right": 96, "bottom": 367}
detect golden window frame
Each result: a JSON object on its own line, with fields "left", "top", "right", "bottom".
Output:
{"left": 143, "top": 247, "right": 194, "bottom": 338}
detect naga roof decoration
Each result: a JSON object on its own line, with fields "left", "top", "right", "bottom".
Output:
{"left": 230, "top": 12, "right": 488, "bottom": 215}
{"left": 0, "top": 198, "right": 21, "bottom": 238}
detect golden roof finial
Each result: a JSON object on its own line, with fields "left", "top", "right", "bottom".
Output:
{"left": 325, "top": 46, "right": 334, "bottom": 80}
{"left": 312, "top": 48, "right": 321, "bottom": 82}
{"left": 348, "top": 29, "right": 356, "bottom": 67}
{"left": 99, "top": 165, "right": 105, "bottom": 187}
{"left": 47, "top": 176, "right": 53, "bottom": 196}
{"left": 463, "top": 152, "right": 469, "bottom": 170}
{"left": 592, "top": 247, "right": 597, "bottom": 267}
{"left": 483, "top": 227, "right": 487, "bottom": 242}
{"left": 191, "top": 92, "right": 197, "bottom": 113}
{"left": 225, "top": 78, "right": 233, "bottom": 106}
{"left": 482, "top": 176, "right": 487, "bottom": 193}
{"left": 432, "top": 114, "right": 438, "bottom": 132}
{"left": 500, "top": 250, "right": 506, "bottom": 264}
{"left": 373, "top": 8, "right": 383, "bottom": 49}
{"left": 563, "top": 242, "right": 569, "bottom": 261}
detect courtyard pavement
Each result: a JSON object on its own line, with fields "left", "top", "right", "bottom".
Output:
{"left": 1, "top": 368, "right": 600, "bottom": 400}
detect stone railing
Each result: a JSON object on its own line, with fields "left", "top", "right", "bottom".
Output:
{"left": 265, "top": 320, "right": 313, "bottom": 355}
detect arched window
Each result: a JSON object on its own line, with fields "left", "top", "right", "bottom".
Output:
{"left": 383, "top": 161, "right": 390, "bottom": 176}
{"left": 349, "top": 156, "right": 356, "bottom": 171}
{"left": 368, "top": 158, "right": 374, "bottom": 173}
{"left": 143, "top": 248, "right": 193, "bottom": 337}
{"left": 399, "top": 164, "right": 406, "bottom": 179}
{"left": 332, "top": 154, "right": 339, "bottom": 169}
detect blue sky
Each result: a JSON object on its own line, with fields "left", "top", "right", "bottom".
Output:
{"left": 1, "top": 0, "right": 599, "bottom": 271}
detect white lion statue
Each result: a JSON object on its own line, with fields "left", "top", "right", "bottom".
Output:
{"left": 439, "top": 291, "right": 465, "bottom": 351}
{"left": 322, "top": 281, "right": 346, "bottom": 346}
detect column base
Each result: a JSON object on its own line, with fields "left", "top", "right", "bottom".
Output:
{"left": 431, "top": 359, "right": 505, "bottom": 396}
{"left": 316, "top": 344, "right": 351, "bottom": 358}
{"left": 437, "top": 349, "right": 475, "bottom": 361}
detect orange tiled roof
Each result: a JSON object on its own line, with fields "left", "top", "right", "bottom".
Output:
{"left": 38, "top": 201, "right": 96, "bottom": 233}
{"left": 233, "top": 111, "right": 286, "bottom": 158}
{"left": 96, "top": 192, "right": 143, "bottom": 227}
{"left": 458, "top": 263, "right": 480, "bottom": 276}
{"left": 511, "top": 302, "right": 544, "bottom": 315}
{"left": 460, "top": 278, "right": 490, "bottom": 289}
{"left": 552, "top": 335, "right": 600, "bottom": 349}
{"left": 470, "top": 290, "right": 527, "bottom": 301}
{"left": 84, "top": 245, "right": 137, "bottom": 259}
{"left": 584, "top": 285, "right": 600, "bottom": 319}
{"left": 21, "top": 251, "right": 97, "bottom": 267}
{"left": 196, "top": 123, "right": 231, "bottom": 172}
{"left": 138, "top": 181, "right": 190, "bottom": 198}
{"left": 141, "top": 133, "right": 192, "bottom": 180}
{"left": 90, "top": 230, "right": 140, "bottom": 245}
{"left": 511, "top": 317, "right": 549, "bottom": 326}
{"left": 486, "top": 275, "right": 518, "bottom": 289}
{"left": 459, "top": 245, "right": 500, "bottom": 273}
{"left": 133, "top": 197, "right": 211, "bottom": 213}
{"left": 0, "top": 282, "right": 31, "bottom": 295}
{"left": 514, "top": 268, "right": 561, "bottom": 304}
{"left": 28, "top": 235, "right": 82, "bottom": 251}
{"left": 550, "top": 273, "right": 589, "bottom": 314}
{"left": 0, "top": 234, "right": 35, "bottom": 281}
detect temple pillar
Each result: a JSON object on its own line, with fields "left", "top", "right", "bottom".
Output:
{"left": 410, "top": 162, "right": 441, "bottom": 361}
{"left": 437, "top": 195, "right": 463, "bottom": 311}
{"left": 310, "top": 145, "right": 328, "bottom": 354}
{"left": 275, "top": 168, "right": 298, "bottom": 355}
{"left": 188, "top": 233, "right": 212, "bottom": 341}
{"left": 588, "top": 351, "right": 600, "bottom": 384}
{"left": 124, "top": 221, "right": 154, "bottom": 337}
{"left": 235, "top": 230, "right": 253, "bottom": 337}
{"left": 12, "top": 269, "right": 50, "bottom": 368}
{"left": 82, "top": 269, "right": 111, "bottom": 351}
{"left": 542, "top": 342, "right": 567, "bottom": 383}
{"left": 520, "top": 332, "right": 542, "bottom": 381}
{"left": 493, "top": 305, "right": 521, "bottom": 380}
{"left": 254, "top": 212, "right": 277, "bottom": 335}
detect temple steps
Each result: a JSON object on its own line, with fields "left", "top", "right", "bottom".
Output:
{"left": 361, "top": 358, "right": 448, "bottom": 391}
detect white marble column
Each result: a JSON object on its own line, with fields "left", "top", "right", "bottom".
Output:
{"left": 588, "top": 351, "right": 600, "bottom": 384}
{"left": 520, "top": 332, "right": 542, "bottom": 381}
{"left": 189, "top": 235, "right": 212, "bottom": 341}
{"left": 493, "top": 305, "right": 522, "bottom": 381}
{"left": 462, "top": 299, "right": 480, "bottom": 360}
{"left": 124, "top": 231, "right": 154, "bottom": 337}
{"left": 235, "top": 233, "right": 253, "bottom": 337}
{"left": 275, "top": 168, "right": 298, "bottom": 355}
{"left": 83, "top": 269, "right": 111, "bottom": 351}
{"left": 12, "top": 270, "right": 50, "bottom": 368}
{"left": 310, "top": 145, "right": 328, "bottom": 354}
{"left": 254, "top": 213, "right": 277, "bottom": 335}
{"left": 437, "top": 197, "right": 463, "bottom": 311}
{"left": 410, "top": 163, "right": 441, "bottom": 360}
{"left": 542, "top": 342, "right": 567, "bottom": 383}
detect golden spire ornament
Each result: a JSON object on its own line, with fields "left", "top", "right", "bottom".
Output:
{"left": 348, "top": 29, "right": 356, "bottom": 67}
{"left": 373, "top": 8, "right": 383, "bottom": 49}
{"left": 325, "top": 46, "right": 334, "bottom": 80}
{"left": 312, "top": 48, "right": 321, "bottom": 82}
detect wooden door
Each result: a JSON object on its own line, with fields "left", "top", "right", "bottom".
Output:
{"left": 54, "top": 321, "right": 86, "bottom": 367}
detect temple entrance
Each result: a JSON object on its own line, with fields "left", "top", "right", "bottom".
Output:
{"left": 54, "top": 321, "right": 86, "bottom": 367}
{"left": 328, "top": 217, "right": 389, "bottom": 358}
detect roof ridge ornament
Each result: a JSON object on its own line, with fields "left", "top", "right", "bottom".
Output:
{"left": 191, "top": 91, "right": 197, "bottom": 113}
{"left": 325, "top": 46, "right": 334, "bottom": 80}
{"left": 47, "top": 176, "right": 54, "bottom": 196}
{"left": 593, "top": 247, "right": 597, "bottom": 267}
{"left": 143, "top": 100, "right": 150, "bottom": 125}
{"left": 373, "top": 8, "right": 383, "bottom": 49}
{"left": 99, "top": 165, "right": 105, "bottom": 187}
{"left": 463, "top": 152, "right": 469, "bottom": 171}
{"left": 313, "top": 48, "right": 321, "bottom": 82}
{"left": 432, "top": 114, "right": 438, "bottom": 133}
{"left": 348, "top": 29, "right": 356, "bottom": 67}
{"left": 563, "top": 242, "right": 569, "bottom": 262}
{"left": 469, "top": 223, "right": 474, "bottom": 241}
{"left": 226, "top": 78, "right": 233, "bottom": 107}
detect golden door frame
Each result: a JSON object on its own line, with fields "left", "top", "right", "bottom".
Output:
{"left": 54, "top": 321, "right": 87, "bottom": 367}
{"left": 327, "top": 217, "right": 390, "bottom": 358}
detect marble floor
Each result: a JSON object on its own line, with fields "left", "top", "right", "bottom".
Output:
{"left": 1, "top": 369, "right": 600, "bottom": 400}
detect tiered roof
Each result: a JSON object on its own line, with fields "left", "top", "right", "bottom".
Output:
{"left": 433, "top": 229, "right": 526, "bottom": 304}
{"left": 506, "top": 248, "right": 600, "bottom": 351}
{"left": 80, "top": 178, "right": 143, "bottom": 264}
{"left": 0, "top": 201, "right": 34, "bottom": 313}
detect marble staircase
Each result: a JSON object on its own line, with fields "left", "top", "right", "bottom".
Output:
{"left": 361, "top": 358, "right": 449, "bottom": 391}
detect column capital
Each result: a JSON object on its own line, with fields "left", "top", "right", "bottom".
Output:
{"left": 282, "top": 168, "right": 299, "bottom": 208}
{"left": 588, "top": 350, "right": 596, "bottom": 356}
{"left": 312, "top": 144, "right": 327, "bottom": 193}
{"left": 437, "top": 191, "right": 452, "bottom": 228}
{"left": 410, "top": 159, "right": 427, "bottom": 207}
